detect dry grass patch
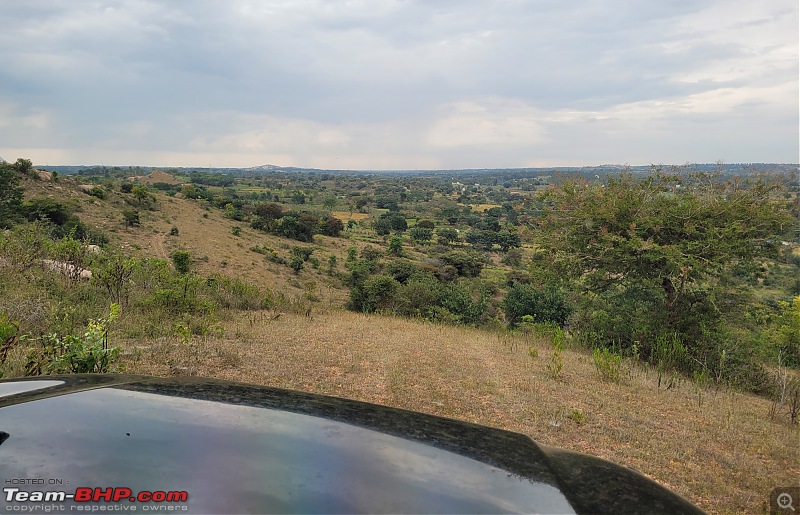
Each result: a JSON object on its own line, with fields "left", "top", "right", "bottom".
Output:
{"left": 331, "top": 211, "right": 369, "bottom": 222}
{"left": 120, "top": 310, "right": 798, "bottom": 515}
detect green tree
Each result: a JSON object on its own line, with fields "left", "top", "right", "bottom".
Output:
{"left": 122, "top": 209, "right": 140, "bottom": 227}
{"left": 320, "top": 215, "right": 344, "bottom": 237}
{"left": 0, "top": 162, "right": 23, "bottom": 228}
{"left": 535, "top": 172, "right": 792, "bottom": 384}
{"left": 436, "top": 227, "right": 460, "bottom": 245}
{"left": 172, "top": 250, "right": 191, "bottom": 275}
{"left": 12, "top": 158, "right": 33, "bottom": 176}
{"left": 409, "top": 227, "right": 433, "bottom": 243}
{"left": 323, "top": 195, "right": 337, "bottom": 211}
{"left": 503, "top": 283, "right": 572, "bottom": 327}
{"left": 131, "top": 185, "right": 149, "bottom": 204}
{"left": 387, "top": 236, "right": 404, "bottom": 257}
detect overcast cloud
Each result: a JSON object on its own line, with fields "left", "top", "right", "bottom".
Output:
{"left": 0, "top": 0, "right": 797, "bottom": 169}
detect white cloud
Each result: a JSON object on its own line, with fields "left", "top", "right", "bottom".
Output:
{"left": 426, "top": 99, "right": 547, "bottom": 148}
{"left": 0, "top": 0, "right": 795, "bottom": 167}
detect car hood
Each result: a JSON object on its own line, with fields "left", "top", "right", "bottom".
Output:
{"left": 0, "top": 374, "right": 704, "bottom": 514}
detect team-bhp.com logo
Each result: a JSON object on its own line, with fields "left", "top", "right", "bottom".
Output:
{"left": 4, "top": 486, "right": 188, "bottom": 503}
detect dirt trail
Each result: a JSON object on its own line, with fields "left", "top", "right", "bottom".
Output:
{"left": 150, "top": 232, "right": 168, "bottom": 260}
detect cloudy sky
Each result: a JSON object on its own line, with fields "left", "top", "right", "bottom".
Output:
{"left": 0, "top": 0, "right": 797, "bottom": 169}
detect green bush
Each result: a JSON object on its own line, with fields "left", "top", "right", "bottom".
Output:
{"left": 593, "top": 347, "right": 623, "bottom": 383}
{"left": 88, "top": 186, "right": 106, "bottom": 199}
{"left": 172, "top": 250, "right": 191, "bottom": 275}
{"left": 436, "top": 282, "right": 488, "bottom": 325}
{"left": 24, "top": 305, "right": 122, "bottom": 375}
{"left": 438, "top": 251, "right": 485, "bottom": 278}
{"left": 503, "top": 283, "right": 572, "bottom": 327}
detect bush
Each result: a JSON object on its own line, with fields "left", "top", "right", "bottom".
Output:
{"left": 172, "top": 250, "right": 191, "bottom": 275}
{"left": 436, "top": 282, "right": 488, "bottom": 325}
{"left": 24, "top": 305, "right": 122, "bottom": 375}
{"left": 593, "top": 347, "right": 623, "bottom": 383}
{"left": 439, "top": 251, "right": 485, "bottom": 278}
{"left": 409, "top": 227, "right": 433, "bottom": 243}
{"left": 385, "top": 260, "right": 418, "bottom": 284}
{"left": 348, "top": 275, "right": 399, "bottom": 313}
{"left": 503, "top": 284, "right": 572, "bottom": 327}
{"left": 395, "top": 275, "right": 441, "bottom": 318}
{"left": 87, "top": 186, "right": 106, "bottom": 199}
{"left": 122, "top": 209, "right": 140, "bottom": 227}
{"left": 289, "top": 255, "right": 304, "bottom": 274}
{"left": 387, "top": 236, "right": 404, "bottom": 256}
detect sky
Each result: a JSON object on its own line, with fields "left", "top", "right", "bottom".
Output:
{"left": 0, "top": 0, "right": 797, "bottom": 170}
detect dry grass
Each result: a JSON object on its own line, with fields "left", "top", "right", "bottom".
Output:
{"left": 463, "top": 203, "right": 502, "bottom": 212}
{"left": 23, "top": 175, "right": 350, "bottom": 303}
{"left": 131, "top": 170, "right": 182, "bottom": 185}
{"left": 120, "top": 310, "right": 799, "bottom": 515}
{"left": 331, "top": 211, "right": 370, "bottom": 222}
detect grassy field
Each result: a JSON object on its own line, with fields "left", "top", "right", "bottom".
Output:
{"left": 331, "top": 211, "right": 370, "bottom": 222}
{"left": 119, "top": 309, "right": 798, "bottom": 515}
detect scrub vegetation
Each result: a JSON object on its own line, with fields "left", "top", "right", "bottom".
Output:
{"left": 1, "top": 159, "right": 798, "bottom": 514}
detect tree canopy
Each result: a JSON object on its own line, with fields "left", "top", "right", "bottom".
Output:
{"left": 534, "top": 172, "right": 793, "bottom": 389}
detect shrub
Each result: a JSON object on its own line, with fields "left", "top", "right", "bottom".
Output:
{"left": 395, "top": 275, "right": 441, "bottom": 318}
{"left": 546, "top": 327, "right": 566, "bottom": 379}
{"left": 385, "top": 260, "right": 418, "bottom": 284}
{"left": 409, "top": 227, "right": 433, "bottom": 243}
{"left": 503, "top": 284, "right": 572, "bottom": 327}
{"left": 289, "top": 255, "right": 305, "bottom": 274}
{"left": 439, "top": 251, "right": 485, "bottom": 278}
{"left": 88, "top": 186, "right": 106, "bottom": 199}
{"left": 122, "top": 208, "right": 140, "bottom": 227}
{"left": 348, "top": 275, "right": 399, "bottom": 313}
{"left": 360, "top": 246, "right": 382, "bottom": 262}
{"left": 320, "top": 215, "right": 344, "bottom": 237}
{"left": 436, "top": 227, "right": 460, "bottom": 244}
{"left": 593, "top": 347, "right": 624, "bottom": 383}
{"left": 436, "top": 282, "right": 488, "bottom": 325}
{"left": 387, "top": 236, "right": 404, "bottom": 256}
{"left": 24, "top": 304, "right": 122, "bottom": 375}
{"left": 172, "top": 250, "right": 191, "bottom": 275}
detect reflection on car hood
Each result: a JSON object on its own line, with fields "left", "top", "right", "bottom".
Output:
{"left": 0, "top": 375, "right": 704, "bottom": 514}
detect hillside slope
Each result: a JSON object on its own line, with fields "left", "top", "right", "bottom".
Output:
{"left": 22, "top": 173, "right": 352, "bottom": 304}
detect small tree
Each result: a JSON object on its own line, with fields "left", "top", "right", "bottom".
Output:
{"left": 503, "top": 283, "right": 572, "bottom": 327}
{"left": 0, "top": 161, "right": 23, "bottom": 228}
{"left": 12, "top": 158, "right": 33, "bottom": 176}
{"left": 131, "top": 185, "right": 149, "bottom": 204}
{"left": 122, "top": 209, "right": 140, "bottom": 227}
{"left": 409, "top": 227, "right": 433, "bottom": 244}
{"left": 437, "top": 227, "right": 459, "bottom": 245}
{"left": 387, "top": 236, "right": 404, "bottom": 256}
{"left": 172, "top": 250, "right": 191, "bottom": 275}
